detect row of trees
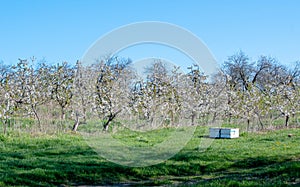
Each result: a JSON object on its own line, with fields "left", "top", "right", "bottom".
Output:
{"left": 221, "top": 52, "right": 299, "bottom": 129}
{"left": 0, "top": 51, "right": 299, "bottom": 133}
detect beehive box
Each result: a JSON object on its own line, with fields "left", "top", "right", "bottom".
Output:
{"left": 209, "top": 128, "right": 239, "bottom": 138}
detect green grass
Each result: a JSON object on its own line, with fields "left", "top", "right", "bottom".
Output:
{"left": 0, "top": 126, "right": 299, "bottom": 186}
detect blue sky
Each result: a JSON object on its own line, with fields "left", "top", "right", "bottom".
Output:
{"left": 0, "top": 0, "right": 299, "bottom": 68}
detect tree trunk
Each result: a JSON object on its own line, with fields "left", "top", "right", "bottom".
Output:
{"left": 285, "top": 115, "right": 289, "bottom": 127}
{"left": 72, "top": 121, "right": 79, "bottom": 132}
{"left": 228, "top": 113, "right": 232, "bottom": 124}
{"left": 61, "top": 109, "right": 65, "bottom": 120}
{"left": 258, "top": 116, "right": 264, "bottom": 130}
{"left": 103, "top": 120, "right": 110, "bottom": 132}
{"left": 103, "top": 110, "right": 121, "bottom": 132}
{"left": 103, "top": 117, "right": 113, "bottom": 132}
{"left": 191, "top": 111, "right": 196, "bottom": 126}
{"left": 212, "top": 111, "right": 217, "bottom": 123}
{"left": 170, "top": 110, "right": 174, "bottom": 126}
{"left": 72, "top": 113, "right": 87, "bottom": 132}
{"left": 32, "top": 105, "right": 41, "bottom": 131}
{"left": 72, "top": 113, "right": 80, "bottom": 132}
{"left": 247, "top": 118, "right": 250, "bottom": 131}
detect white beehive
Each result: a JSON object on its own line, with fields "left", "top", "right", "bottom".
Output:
{"left": 209, "top": 128, "right": 239, "bottom": 139}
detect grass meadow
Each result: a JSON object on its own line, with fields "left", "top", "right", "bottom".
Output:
{"left": 0, "top": 122, "right": 299, "bottom": 187}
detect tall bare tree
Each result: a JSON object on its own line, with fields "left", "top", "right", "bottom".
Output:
{"left": 71, "top": 61, "right": 95, "bottom": 131}
{"left": 93, "top": 56, "right": 132, "bottom": 131}
{"left": 50, "top": 62, "right": 75, "bottom": 120}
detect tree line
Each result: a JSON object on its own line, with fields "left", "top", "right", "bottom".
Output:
{"left": 0, "top": 51, "right": 299, "bottom": 134}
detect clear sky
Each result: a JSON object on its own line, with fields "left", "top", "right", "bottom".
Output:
{"left": 0, "top": 0, "right": 299, "bottom": 68}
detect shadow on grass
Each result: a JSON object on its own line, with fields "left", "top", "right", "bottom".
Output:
{"left": 186, "top": 157, "right": 300, "bottom": 187}
{"left": 0, "top": 135, "right": 139, "bottom": 186}
{"left": 0, "top": 133, "right": 299, "bottom": 187}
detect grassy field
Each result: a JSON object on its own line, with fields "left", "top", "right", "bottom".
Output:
{"left": 0, "top": 126, "right": 299, "bottom": 187}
